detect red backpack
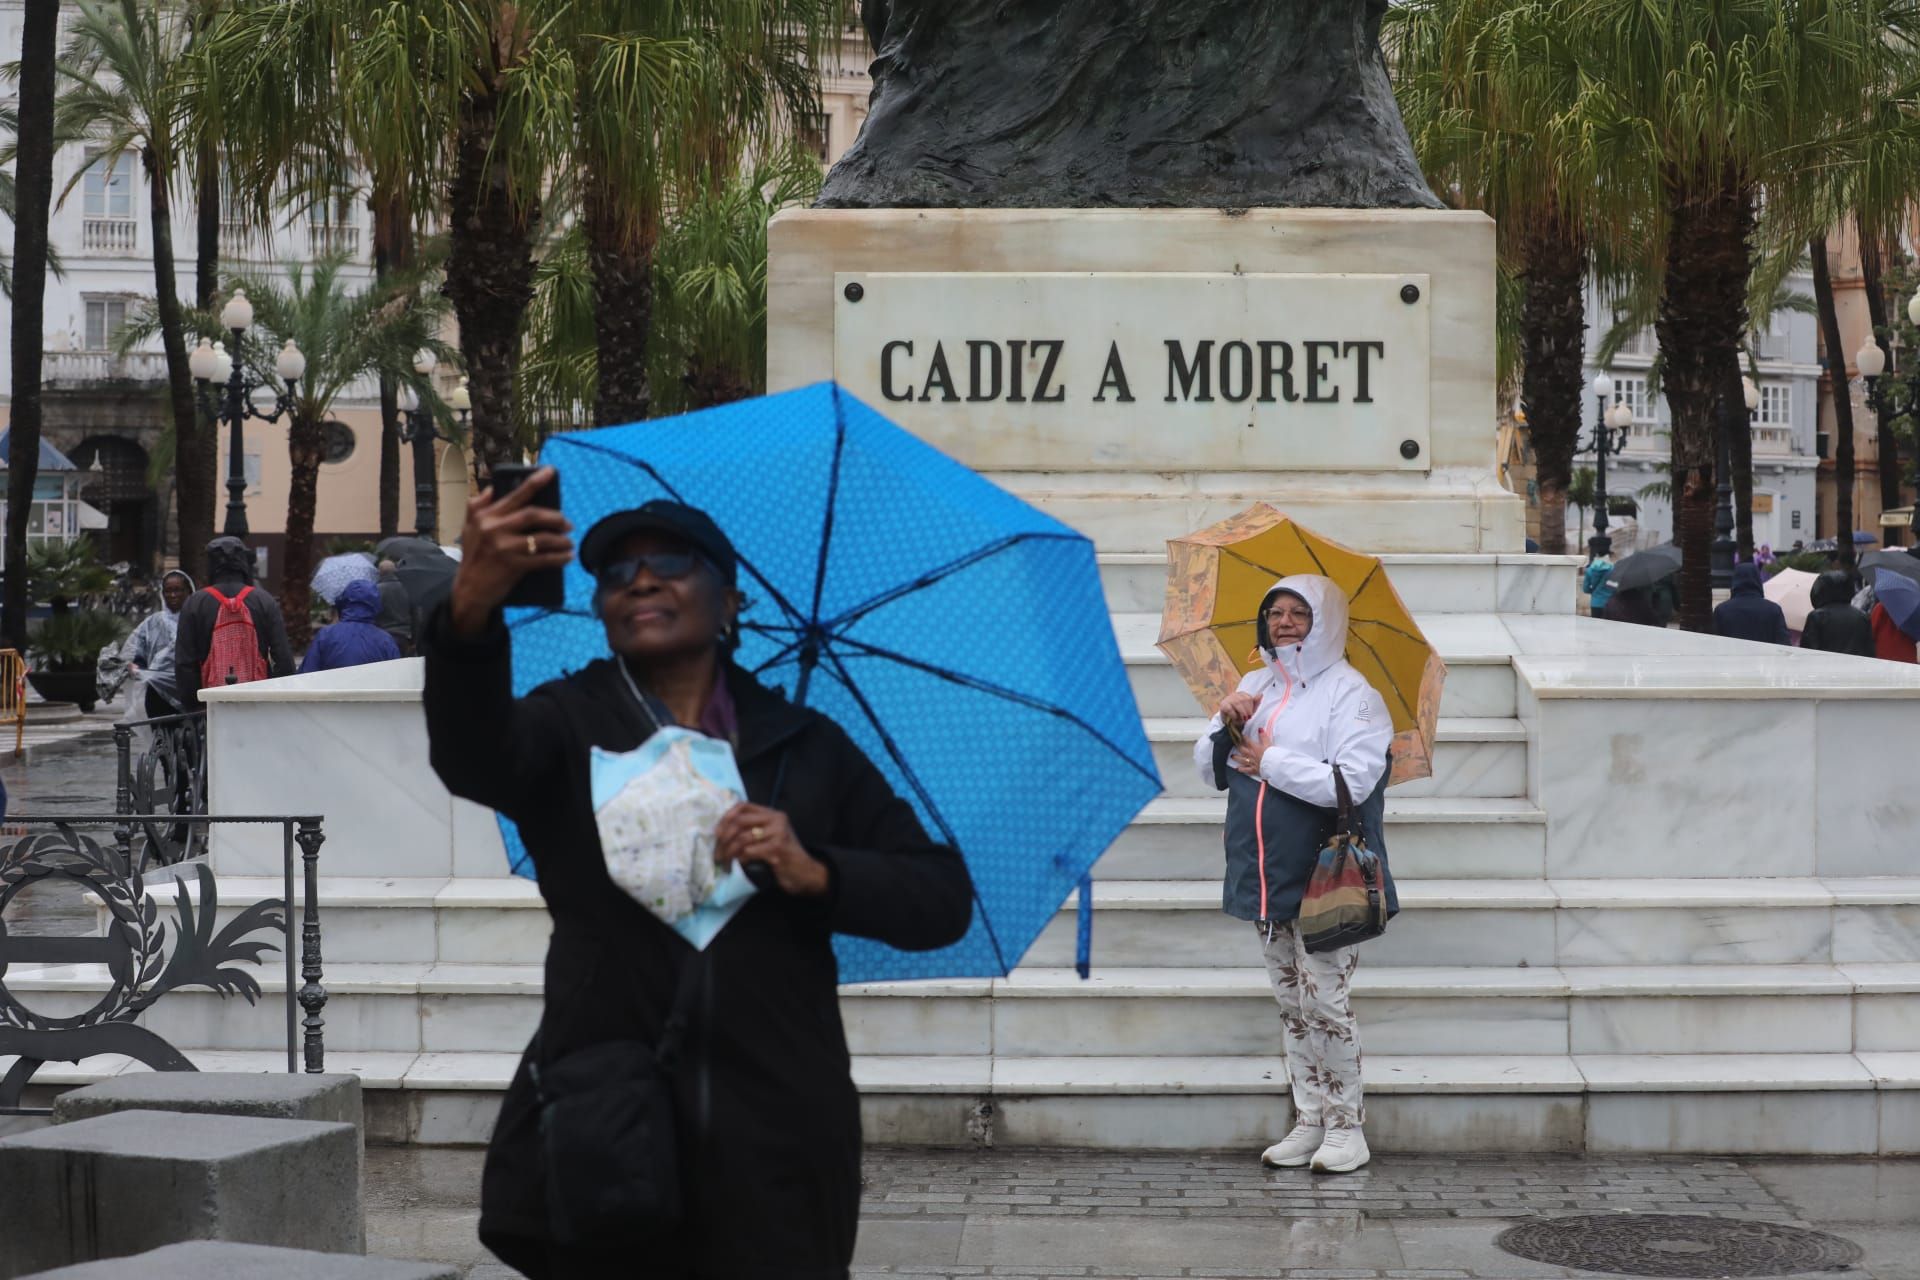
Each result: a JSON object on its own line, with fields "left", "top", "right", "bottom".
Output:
{"left": 201, "top": 587, "right": 270, "bottom": 687}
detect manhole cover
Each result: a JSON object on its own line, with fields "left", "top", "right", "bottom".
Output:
{"left": 1496, "top": 1214, "right": 1862, "bottom": 1278}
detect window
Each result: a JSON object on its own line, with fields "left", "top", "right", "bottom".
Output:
{"left": 1754, "top": 383, "right": 1792, "bottom": 426}
{"left": 82, "top": 152, "right": 132, "bottom": 219}
{"left": 83, "top": 298, "right": 129, "bottom": 351}
{"left": 800, "top": 113, "right": 831, "bottom": 163}
{"left": 323, "top": 421, "right": 355, "bottom": 465}
{"left": 1611, "top": 375, "right": 1655, "bottom": 422}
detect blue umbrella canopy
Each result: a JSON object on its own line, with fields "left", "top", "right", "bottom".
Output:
{"left": 499, "top": 383, "right": 1161, "bottom": 982}
{"left": 1875, "top": 568, "right": 1920, "bottom": 641}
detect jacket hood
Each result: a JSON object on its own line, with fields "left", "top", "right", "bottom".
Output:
{"left": 336, "top": 579, "right": 381, "bottom": 621}
{"left": 1731, "top": 562, "right": 1765, "bottom": 597}
{"left": 161, "top": 570, "right": 194, "bottom": 615}
{"left": 1258, "top": 574, "right": 1350, "bottom": 683}
{"left": 1812, "top": 569, "right": 1857, "bottom": 610}
{"left": 205, "top": 537, "right": 256, "bottom": 585}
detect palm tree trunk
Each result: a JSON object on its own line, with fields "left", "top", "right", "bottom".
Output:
{"left": 443, "top": 90, "right": 536, "bottom": 473}
{"left": 5, "top": 0, "right": 58, "bottom": 651}
{"left": 1722, "top": 346, "right": 1755, "bottom": 562}
{"left": 1655, "top": 173, "right": 1754, "bottom": 632}
{"left": 1518, "top": 219, "right": 1588, "bottom": 557}
{"left": 585, "top": 159, "right": 654, "bottom": 426}
{"left": 283, "top": 411, "right": 323, "bottom": 652}
{"left": 682, "top": 357, "right": 756, "bottom": 411}
{"left": 194, "top": 134, "right": 219, "bottom": 310}
{"left": 147, "top": 150, "right": 210, "bottom": 584}
{"left": 372, "top": 189, "right": 413, "bottom": 537}
{"left": 1858, "top": 220, "right": 1905, "bottom": 514}
{"left": 1812, "top": 234, "right": 1858, "bottom": 575}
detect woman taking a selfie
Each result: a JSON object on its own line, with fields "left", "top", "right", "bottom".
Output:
{"left": 422, "top": 469, "right": 974, "bottom": 1278}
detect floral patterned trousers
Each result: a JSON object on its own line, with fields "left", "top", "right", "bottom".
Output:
{"left": 1258, "top": 921, "right": 1365, "bottom": 1129}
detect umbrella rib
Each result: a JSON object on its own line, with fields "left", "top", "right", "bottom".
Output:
{"left": 809, "top": 643, "right": 1011, "bottom": 975}
{"left": 1344, "top": 629, "right": 1419, "bottom": 723}
{"left": 827, "top": 532, "right": 1086, "bottom": 633}
{"left": 827, "top": 634, "right": 1161, "bottom": 789}
{"left": 809, "top": 390, "right": 850, "bottom": 623}
{"left": 549, "top": 434, "right": 810, "bottom": 627}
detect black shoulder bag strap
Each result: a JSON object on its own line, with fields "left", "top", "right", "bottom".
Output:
{"left": 1330, "top": 763, "right": 1356, "bottom": 837}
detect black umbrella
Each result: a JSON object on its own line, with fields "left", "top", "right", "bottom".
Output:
{"left": 1862, "top": 548, "right": 1920, "bottom": 587}
{"left": 1607, "top": 547, "right": 1683, "bottom": 593}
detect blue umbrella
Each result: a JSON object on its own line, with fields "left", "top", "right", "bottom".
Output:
{"left": 311, "top": 552, "right": 377, "bottom": 605}
{"left": 499, "top": 383, "right": 1161, "bottom": 982}
{"left": 1875, "top": 568, "right": 1920, "bottom": 641}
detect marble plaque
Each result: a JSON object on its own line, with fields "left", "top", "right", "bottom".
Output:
{"left": 832, "top": 272, "right": 1431, "bottom": 472}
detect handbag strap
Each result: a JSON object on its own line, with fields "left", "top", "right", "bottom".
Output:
{"left": 1331, "top": 764, "right": 1355, "bottom": 836}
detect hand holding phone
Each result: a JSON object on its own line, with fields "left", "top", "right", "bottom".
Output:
{"left": 489, "top": 464, "right": 567, "bottom": 609}
{"left": 447, "top": 465, "right": 574, "bottom": 636}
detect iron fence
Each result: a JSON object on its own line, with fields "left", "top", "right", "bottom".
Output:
{"left": 113, "top": 711, "right": 207, "bottom": 871}
{"left": 0, "top": 813, "right": 326, "bottom": 1115}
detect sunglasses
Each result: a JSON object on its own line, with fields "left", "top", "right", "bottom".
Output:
{"left": 595, "top": 551, "right": 702, "bottom": 592}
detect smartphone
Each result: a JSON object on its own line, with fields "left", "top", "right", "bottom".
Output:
{"left": 489, "top": 464, "right": 566, "bottom": 609}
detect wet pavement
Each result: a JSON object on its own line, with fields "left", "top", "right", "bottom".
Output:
{"left": 362, "top": 1147, "right": 1920, "bottom": 1279}
{"left": 0, "top": 736, "right": 126, "bottom": 939}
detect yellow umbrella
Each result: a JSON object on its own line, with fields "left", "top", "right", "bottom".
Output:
{"left": 1157, "top": 504, "right": 1445, "bottom": 786}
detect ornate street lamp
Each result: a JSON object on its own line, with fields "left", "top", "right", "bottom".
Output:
{"left": 396, "top": 349, "right": 445, "bottom": 540}
{"left": 1858, "top": 337, "right": 1890, "bottom": 562}
{"left": 191, "top": 289, "right": 304, "bottom": 539}
{"left": 1582, "top": 373, "right": 1631, "bottom": 556}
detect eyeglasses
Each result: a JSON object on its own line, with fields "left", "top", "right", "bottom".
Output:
{"left": 1264, "top": 606, "right": 1312, "bottom": 621}
{"left": 596, "top": 551, "right": 700, "bottom": 591}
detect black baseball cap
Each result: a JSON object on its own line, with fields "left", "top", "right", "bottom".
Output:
{"left": 578, "top": 500, "right": 738, "bottom": 585}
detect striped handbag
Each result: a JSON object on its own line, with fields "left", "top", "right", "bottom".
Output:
{"left": 1297, "top": 766, "right": 1389, "bottom": 954}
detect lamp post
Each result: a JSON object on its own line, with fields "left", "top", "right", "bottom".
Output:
{"left": 396, "top": 349, "right": 443, "bottom": 540}
{"left": 1907, "top": 287, "right": 1920, "bottom": 547}
{"left": 1583, "top": 373, "right": 1631, "bottom": 556}
{"left": 191, "top": 289, "right": 304, "bottom": 539}
{"left": 1859, "top": 337, "right": 1889, "bottom": 561}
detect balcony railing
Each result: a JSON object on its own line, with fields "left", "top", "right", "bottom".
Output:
{"left": 310, "top": 224, "right": 361, "bottom": 256}
{"left": 1753, "top": 425, "right": 1795, "bottom": 454}
{"left": 81, "top": 218, "right": 136, "bottom": 253}
{"left": 43, "top": 349, "right": 170, "bottom": 385}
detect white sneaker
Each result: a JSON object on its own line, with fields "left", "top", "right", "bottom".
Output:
{"left": 1259, "top": 1121, "right": 1325, "bottom": 1168}
{"left": 1310, "top": 1126, "right": 1370, "bottom": 1173}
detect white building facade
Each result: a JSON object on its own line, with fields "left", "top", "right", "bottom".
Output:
{"left": 1575, "top": 273, "right": 1824, "bottom": 553}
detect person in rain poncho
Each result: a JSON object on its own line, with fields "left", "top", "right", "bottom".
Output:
{"left": 421, "top": 473, "right": 972, "bottom": 1278}
{"left": 1191, "top": 574, "right": 1394, "bottom": 1176}
{"left": 301, "top": 579, "right": 402, "bottom": 673}
{"left": 120, "top": 571, "right": 193, "bottom": 717}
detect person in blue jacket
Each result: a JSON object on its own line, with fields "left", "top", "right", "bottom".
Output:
{"left": 1712, "top": 562, "right": 1790, "bottom": 646}
{"left": 300, "top": 579, "right": 402, "bottom": 673}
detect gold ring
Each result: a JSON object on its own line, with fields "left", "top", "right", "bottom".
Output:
{"left": 525, "top": 534, "right": 537, "bottom": 556}
{"left": 752, "top": 826, "right": 766, "bottom": 842}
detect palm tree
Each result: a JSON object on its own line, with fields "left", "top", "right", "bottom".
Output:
{"left": 1392, "top": 0, "right": 1632, "bottom": 557}
{"left": 648, "top": 150, "right": 820, "bottom": 414}
{"left": 564, "top": 0, "right": 832, "bottom": 426}
{"left": 229, "top": 257, "right": 451, "bottom": 647}
{"left": 6, "top": 1, "right": 62, "bottom": 650}
{"left": 1575, "top": 0, "right": 1920, "bottom": 628}
{"left": 55, "top": 0, "right": 219, "bottom": 581}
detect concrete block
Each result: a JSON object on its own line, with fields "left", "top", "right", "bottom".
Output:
{"left": 51, "top": 1073, "right": 362, "bottom": 1134}
{"left": 21, "top": 1241, "right": 458, "bottom": 1279}
{"left": 0, "top": 1110, "right": 361, "bottom": 1278}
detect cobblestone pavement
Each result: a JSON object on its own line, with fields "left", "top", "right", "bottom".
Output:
{"left": 364, "top": 1147, "right": 1920, "bottom": 1279}
{"left": 0, "top": 734, "right": 125, "bottom": 937}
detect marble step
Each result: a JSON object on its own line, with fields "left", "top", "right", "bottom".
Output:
{"left": 1114, "top": 611, "right": 1518, "bottom": 721}
{"left": 20, "top": 946, "right": 1920, "bottom": 1059}
{"left": 1098, "top": 552, "right": 1578, "bottom": 617}
{"left": 1027, "top": 877, "right": 1920, "bottom": 970}
{"left": 1103, "top": 797, "right": 1547, "bottom": 881}
{"left": 13, "top": 1049, "right": 1917, "bottom": 1152}
{"left": 1146, "top": 716, "right": 1528, "bottom": 800}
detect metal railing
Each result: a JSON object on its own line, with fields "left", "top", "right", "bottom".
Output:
{"left": 113, "top": 711, "right": 208, "bottom": 871}
{"left": 0, "top": 814, "right": 327, "bottom": 1113}
{"left": 80, "top": 218, "right": 137, "bottom": 252}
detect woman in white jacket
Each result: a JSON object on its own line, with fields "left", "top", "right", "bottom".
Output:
{"left": 1192, "top": 573, "right": 1393, "bottom": 1173}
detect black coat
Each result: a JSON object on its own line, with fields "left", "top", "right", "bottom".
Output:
{"left": 174, "top": 538, "right": 296, "bottom": 707}
{"left": 420, "top": 609, "right": 973, "bottom": 1279}
{"left": 1711, "top": 564, "right": 1789, "bottom": 645}
{"left": 1801, "top": 570, "right": 1877, "bottom": 657}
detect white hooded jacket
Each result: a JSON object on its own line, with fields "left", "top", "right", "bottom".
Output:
{"left": 1190, "top": 574, "right": 1394, "bottom": 808}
